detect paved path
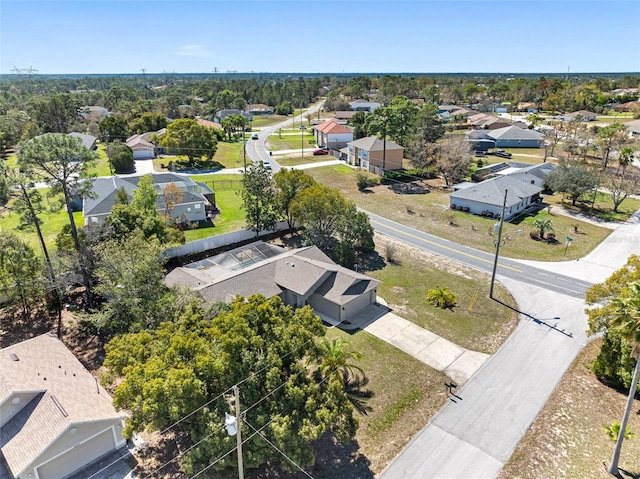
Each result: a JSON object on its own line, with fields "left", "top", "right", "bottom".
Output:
{"left": 379, "top": 210, "right": 640, "bottom": 479}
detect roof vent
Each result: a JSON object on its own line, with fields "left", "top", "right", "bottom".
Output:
{"left": 9, "top": 353, "right": 19, "bottom": 361}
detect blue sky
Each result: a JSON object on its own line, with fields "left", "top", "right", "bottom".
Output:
{"left": 1, "top": 1, "right": 639, "bottom": 74}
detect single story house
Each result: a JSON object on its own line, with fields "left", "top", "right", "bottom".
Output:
{"left": 438, "top": 104, "right": 462, "bottom": 114}
{"left": 164, "top": 242, "right": 381, "bottom": 324}
{"left": 449, "top": 175, "right": 543, "bottom": 220}
{"left": 625, "top": 119, "right": 640, "bottom": 137}
{"left": 464, "top": 130, "right": 496, "bottom": 151}
{"left": 493, "top": 162, "right": 557, "bottom": 188}
{"left": 333, "top": 111, "right": 358, "bottom": 123}
{"left": 563, "top": 110, "right": 597, "bottom": 122}
{"left": 517, "top": 102, "right": 538, "bottom": 113}
{"left": 126, "top": 135, "right": 156, "bottom": 159}
{"left": 346, "top": 136, "right": 404, "bottom": 173}
{"left": 312, "top": 119, "right": 354, "bottom": 149}
{"left": 469, "top": 113, "right": 512, "bottom": 130}
{"left": 83, "top": 173, "right": 216, "bottom": 225}
{"left": 486, "top": 125, "right": 544, "bottom": 148}
{"left": 196, "top": 118, "right": 223, "bottom": 129}
{"left": 610, "top": 101, "right": 640, "bottom": 112}
{"left": 349, "top": 100, "right": 381, "bottom": 113}
{"left": 612, "top": 88, "right": 639, "bottom": 96}
{"left": 246, "top": 104, "right": 274, "bottom": 115}
{"left": 79, "top": 105, "right": 110, "bottom": 119}
{"left": 0, "top": 333, "right": 126, "bottom": 479}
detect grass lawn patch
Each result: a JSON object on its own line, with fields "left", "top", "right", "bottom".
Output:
{"left": 497, "top": 339, "right": 640, "bottom": 479}
{"left": 368, "top": 236, "right": 518, "bottom": 353}
{"left": 266, "top": 134, "right": 316, "bottom": 151}
{"left": 306, "top": 165, "right": 612, "bottom": 261}
{"left": 251, "top": 115, "right": 290, "bottom": 128}
{"left": 276, "top": 155, "right": 337, "bottom": 167}
{"left": 545, "top": 191, "right": 640, "bottom": 223}
{"left": 183, "top": 173, "right": 246, "bottom": 240}
{"left": 86, "top": 144, "right": 113, "bottom": 177}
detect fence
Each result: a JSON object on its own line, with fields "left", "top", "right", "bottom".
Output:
{"left": 165, "top": 220, "right": 290, "bottom": 258}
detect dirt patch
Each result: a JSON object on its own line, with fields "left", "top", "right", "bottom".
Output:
{"left": 498, "top": 339, "right": 640, "bottom": 479}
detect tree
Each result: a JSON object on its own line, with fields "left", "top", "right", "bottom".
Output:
{"left": 103, "top": 295, "right": 358, "bottom": 476}
{"left": 93, "top": 232, "right": 168, "bottom": 333}
{"left": 433, "top": 135, "right": 473, "bottom": 186}
{"left": 416, "top": 102, "right": 445, "bottom": 144}
{"left": 159, "top": 118, "right": 218, "bottom": 168}
{"left": 617, "top": 147, "right": 635, "bottom": 170}
{"left": 603, "top": 166, "right": 640, "bottom": 213}
{"left": 27, "top": 93, "right": 80, "bottom": 133}
{"left": 587, "top": 273, "right": 640, "bottom": 476}
{"left": 319, "top": 337, "right": 364, "bottom": 381}
{"left": 17, "top": 133, "right": 97, "bottom": 308}
{"left": 242, "top": 162, "right": 278, "bottom": 237}
{"left": 596, "top": 123, "right": 626, "bottom": 169}
{"left": 426, "top": 286, "right": 457, "bottom": 309}
{"left": 273, "top": 168, "right": 315, "bottom": 228}
{"left": 364, "top": 96, "right": 420, "bottom": 147}
{"left": 162, "top": 182, "right": 184, "bottom": 220}
{"left": 532, "top": 218, "right": 553, "bottom": 239}
{"left": 129, "top": 112, "right": 168, "bottom": 134}
{"left": 107, "top": 140, "right": 134, "bottom": 173}
{"left": 0, "top": 231, "right": 44, "bottom": 317}
{"left": 527, "top": 113, "right": 542, "bottom": 128}
{"left": 546, "top": 159, "right": 598, "bottom": 206}
{"left": 347, "top": 111, "right": 367, "bottom": 140}
{"left": 338, "top": 206, "right": 375, "bottom": 254}
{"left": 98, "top": 115, "right": 129, "bottom": 142}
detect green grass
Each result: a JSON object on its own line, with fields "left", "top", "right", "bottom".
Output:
{"left": 266, "top": 133, "right": 316, "bottom": 151}
{"left": 545, "top": 191, "right": 640, "bottom": 222}
{"left": 0, "top": 191, "right": 84, "bottom": 252}
{"left": 250, "top": 115, "right": 290, "bottom": 128}
{"left": 85, "top": 144, "right": 113, "bottom": 177}
{"left": 306, "top": 165, "right": 613, "bottom": 261}
{"left": 276, "top": 155, "right": 336, "bottom": 167}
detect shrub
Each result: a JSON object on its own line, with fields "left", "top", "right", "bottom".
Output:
{"left": 426, "top": 286, "right": 457, "bottom": 309}
{"left": 603, "top": 421, "right": 636, "bottom": 441}
{"left": 356, "top": 172, "right": 378, "bottom": 190}
{"left": 592, "top": 329, "right": 640, "bottom": 392}
{"left": 384, "top": 243, "right": 397, "bottom": 263}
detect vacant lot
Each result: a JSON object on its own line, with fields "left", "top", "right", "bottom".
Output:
{"left": 267, "top": 133, "right": 316, "bottom": 151}
{"left": 277, "top": 155, "right": 337, "bottom": 167}
{"left": 498, "top": 339, "right": 640, "bottom": 479}
{"left": 306, "top": 165, "right": 614, "bottom": 261}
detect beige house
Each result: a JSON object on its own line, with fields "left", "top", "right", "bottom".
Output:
{"left": 0, "top": 334, "right": 126, "bottom": 479}
{"left": 346, "top": 136, "right": 404, "bottom": 173}
{"left": 164, "top": 242, "right": 381, "bottom": 324}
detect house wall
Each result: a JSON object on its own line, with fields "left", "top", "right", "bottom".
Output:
{"left": 306, "top": 294, "right": 341, "bottom": 321}
{"left": 449, "top": 195, "right": 537, "bottom": 220}
{"left": 171, "top": 202, "right": 207, "bottom": 223}
{"left": 368, "top": 148, "right": 403, "bottom": 171}
{"left": 326, "top": 132, "right": 353, "bottom": 149}
{"left": 493, "top": 138, "right": 542, "bottom": 148}
{"left": 25, "top": 419, "right": 125, "bottom": 479}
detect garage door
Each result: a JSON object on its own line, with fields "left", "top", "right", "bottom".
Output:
{"left": 35, "top": 428, "right": 115, "bottom": 479}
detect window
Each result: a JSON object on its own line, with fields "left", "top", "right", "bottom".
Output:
{"left": 195, "top": 204, "right": 201, "bottom": 210}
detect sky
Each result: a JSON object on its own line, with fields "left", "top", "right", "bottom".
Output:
{"left": 1, "top": 0, "right": 639, "bottom": 75}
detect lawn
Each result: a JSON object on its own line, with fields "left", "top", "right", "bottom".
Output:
{"left": 497, "top": 339, "right": 640, "bottom": 479}
{"left": 306, "top": 165, "right": 613, "bottom": 261}
{"left": 266, "top": 133, "right": 316, "bottom": 151}
{"left": 152, "top": 140, "right": 247, "bottom": 172}
{"left": 317, "top": 237, "right": 518, "bottom": 476}
{"left": 86, "top": 144, "right": 113, "bottom": 177}
{"left": 545, "top": 191, "right": 640, "bottom": 223}
{"left": 276, "top": 155, "right": 337, "bottom": 167}
{"left": 184, "top": 173, "right": 246, "bottom": 240}
{"left": 251, "top": 115, "right": 290, "bottom": 128}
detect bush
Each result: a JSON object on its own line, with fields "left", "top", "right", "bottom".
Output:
{"left": 592, "top": 329, "right": 640, "bottom": 392}
{"left": 108, "top": 141, "right": 135, "bottom": 173}
{"left": 356, "top": 172, "right": 378, "bottom": 190}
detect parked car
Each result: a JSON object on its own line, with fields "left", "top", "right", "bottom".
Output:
{"left": 313, "top": 149, "right": 329, "bottom": 156}
{"left": 251, "top": 133, "right": 259, "bottom": 140}
{"left": 262, "top": 161, "right": 272, "bottom": 170}
{"left": 492, "top": 149, "right": 512, "bottom": 159}
{"left": 474, "top": 150, "right": 487, "bottom": 157}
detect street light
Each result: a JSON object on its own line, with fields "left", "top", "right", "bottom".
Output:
{"left": 300, "top": 125, "right": 306, "bottom": 158}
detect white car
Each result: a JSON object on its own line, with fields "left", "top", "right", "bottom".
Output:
{"left": 262, "top": 161, "right": 272, "bottom": 170}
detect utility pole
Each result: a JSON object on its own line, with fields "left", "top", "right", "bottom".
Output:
{"left": 489, "top": 189, "right": 508, "bottom": 299}
{"left": 234, "top": 385, "right": 244, "bottom": 479}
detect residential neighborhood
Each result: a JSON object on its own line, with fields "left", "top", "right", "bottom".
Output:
{"left": 1, "top": 2, "right": 640, "bottom": 478}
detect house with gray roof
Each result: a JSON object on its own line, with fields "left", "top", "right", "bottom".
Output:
{"left": 349, "top": 100, "right": 381, "bottom": 113}
{"left": 0, "top": 333, "right": 126, "bottom": 479}
{"left": 83, "top": 173, "right": 216, "bottom": 225}
{"left": 625, "top": 119, "right": 640, "bottom": 137}
{"left": 562, "top": 110, "right": 597, "bottom": 122}
{"left": 346, "top": 135, "right": 404, "bottom": 173}
{"left": 165, "top": 242, "right": 381, "bottom": 324}
{"left": 449, "top": 175, "right": 543, "bottom": 220}
{"left": 486, "top": 125, "right": 544, "bottom": 148}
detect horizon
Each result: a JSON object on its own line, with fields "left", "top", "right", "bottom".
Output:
{"left": 2, "top": 1, "right": 639, "bottom": 75}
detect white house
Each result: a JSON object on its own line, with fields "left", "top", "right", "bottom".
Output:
{"left": 0, "top": 334, "right": 126, "bottom": 479}
{"left": 126, "top": 135, "right": 156, "bottom": 159}
{"left": 624, "top": 119, "right": 640, "bottom": 137}
{"left": 563, "top": 110, "right": 597, "bottom": 122}
{"left": 312, "top": 119, "right": 354, "bottom": 149}
{"left": 349, "top": 100, "right": 381, "bottom": 112}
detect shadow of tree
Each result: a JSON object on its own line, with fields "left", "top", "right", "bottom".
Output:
{"left": 306, "top": 433, "right": 374, "bottom": 479}
{"left": 0, "top": 305, "right": 56, "bottom": 348}
{"left": 357, "top": 250, "right": 386, "bottom": 272}
{"left": 388, "top": 182, "right": 430, "bottom": 195}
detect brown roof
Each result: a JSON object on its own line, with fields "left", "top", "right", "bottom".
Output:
{"left": 333, "top": 111, "right": 358, "bottom": 120}
{"left": 197, "top": 118, "right": 222, "bottom": 129}
{"left": 0, "top": 334, "right": 123, "bottom": 476}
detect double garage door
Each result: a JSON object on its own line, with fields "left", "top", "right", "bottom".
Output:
{"left": 35, "top": 428, "right": 116, "bottom": 479}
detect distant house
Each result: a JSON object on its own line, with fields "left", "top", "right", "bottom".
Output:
{"left": 563, "top": 110, "right": 597, "bottom": 122}
{"left": 246, "top": 104, "right": 274, "bottom": 115}
{"left": 468, "top": 113, "right": 512, "bottom": 130}
{"left": 333, "top": 110, "right": 358, "bottom": 123}
{"left": 611, "top": 101, "right": 640, "bottom": 112}
{"left": 68, "top": 132, "right": 97, "bottom": 150}
{"left": 464, "top": 130, "right": 496, "bottom": 151}
{"left": 346, "top": 136, "right": 404, "bottom": 173}
{"left": 214, "top": 109, "right": 251, "bottom": 123}
{"left": 79, "top": 105, "right": 110, "bottom": 119}
{"left": 486, "top": 125, "right": 544, "bottom": 148}
{"left": 625, "top": 119, "right": 640, "bottom": 137}
{"left": 449, "top": 175, "right": 543, "bottom": 220}
{"left": 126, "top": 135, "right": 156, "bottom": 159}
{"left": 612, "top": 88, "right": 639, "bottom": 96}
{"left": 349, "top": 100, "right": 381, "bottom": 113}
{"left": 517, "top": 102, "right": 538, "bottom": 113}
{"left": 438, "top": 104, "right": 462, "bottom": 114}
{"left": 196, "top": 118, "right": 223, "bottom": 129}
{"left": 0, "top": 333, "right": 126, "bottom": 479}
{"left": 83, "top": 173, "right": 216, "bottom": 225}
{"left": 165, "top": 242, "right": 381, "bottom": 324}
{"left": 312, "top": 119, "right": 354, "bottom": 149}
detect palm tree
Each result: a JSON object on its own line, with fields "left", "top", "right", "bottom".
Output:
{"left": 319, "top": 337, "right": 364, "bottom": 381}
{"left": 606, "top": 282, "right": 640, "bottom": 476}
{"left": 533, "top": 218, "right": 553, "bottom": 239}
{"left": 617, "top": 147, "right": 635, "bottom": 171}
{"left": 426, "top": 286, "right": 457, "bottom": 309}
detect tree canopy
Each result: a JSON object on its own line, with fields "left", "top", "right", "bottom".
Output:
{"left": 103, "top": 295, "right": 359, "bottom": 476}
{"left": 159, "top": 118, "right": 218, "bottom": 167}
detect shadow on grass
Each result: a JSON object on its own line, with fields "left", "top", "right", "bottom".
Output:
{"left": 357, "top": 250, "right": 387, "bottom": 273}
{"left": 306, "top": 433, "right": 374, "bottom": 479}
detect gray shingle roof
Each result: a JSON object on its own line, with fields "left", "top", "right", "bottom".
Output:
{"left": 0, "top": 334, "right": 122, "bottom": 477}
{"left": 486, "top": 126, "right": 544, "bottom": 141}
{"left": 347, "top": 136, "right": 403, "bottom": 152}
{"left": 449, "top": 175, "right": 543, "bottom": 208}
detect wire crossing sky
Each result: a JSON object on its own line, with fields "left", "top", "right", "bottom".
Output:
{"left": 1, "top": 1, "right": 639, "bottom": 74}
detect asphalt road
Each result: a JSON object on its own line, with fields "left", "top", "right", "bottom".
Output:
{"left": 366, "top": 210, "right": 593, "bottom": 299}
{"left": 245, "top": 101, "right": 324, "bottom": 173}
